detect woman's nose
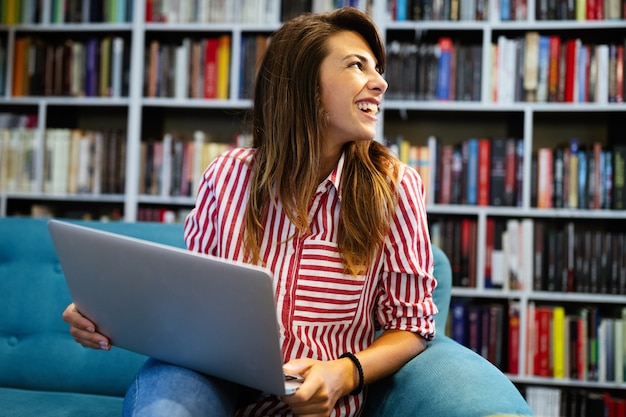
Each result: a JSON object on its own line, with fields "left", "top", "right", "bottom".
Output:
{"left": 371, "top": 72, "right": 388, "bottom": 94}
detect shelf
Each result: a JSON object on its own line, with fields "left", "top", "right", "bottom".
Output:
{"left": 511, "top": 375, "right": 626, "bottom": 390}
{"left": 1, "top": 0, "right": 625, "bottom": 401}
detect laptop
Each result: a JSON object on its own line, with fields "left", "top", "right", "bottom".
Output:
{"left": 48, "top": 219, "right": 302, "bottom": 396}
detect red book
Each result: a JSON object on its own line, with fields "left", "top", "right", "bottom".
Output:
{"left": 576, "top": 310, "right": 588, "bottom": 380}
{"left": 508, "top": 301, "right": 520, "bottom": 374}
{"left": 534, "top": 306, "right": 552, "bottom": 377}
{"left": 145, "top": 0, "right": 153, "bottom": 21}
{"left": 547, "top": 35, "right": 561, "bottom": 102}
{"left": 484, "top": 218, "right": 494, "bottom": 287}
{"left": 564, "top": 39, "right": 577, "bottom": 102}
{"left": 460, "top": 218, "right": 471, "bottom": 287}
{"left": 477, "top": 138, "right": 491, "bottom": 206}
{"left": 203, "top": 38, "right": 219, "bottom": 99}
{"left": 587, "top": 0, "right": 597, "bottom": 19}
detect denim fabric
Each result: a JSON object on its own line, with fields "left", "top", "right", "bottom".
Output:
{"left": 123, "top": 359, "right": 240, "bottom": 417}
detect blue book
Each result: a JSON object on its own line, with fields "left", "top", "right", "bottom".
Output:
{"left": 577, "top": 45, "right": 588, "bottom": 103}
{"left": 500, "top": 0, "right": 511, "bottom": 21}
{"left": 436, "top": 38, "right": 453, "bottom": 100}
{"left": 396, "top": 0, "right": 408, "bottom": 20}
{"left": 465, "top": 138, "right": 479, "bottom": 205}
{"left": 450, "top": 301, "right": 467, "bottom": 346}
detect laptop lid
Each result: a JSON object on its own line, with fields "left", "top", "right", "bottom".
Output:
{"left": 48, "top": 219, "right": 300, "bottom": 396}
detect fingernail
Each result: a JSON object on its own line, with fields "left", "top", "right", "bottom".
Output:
{"left": 99, "top": 342, "right": 110, "bottom": 350}
{"left": 86, "top": 326, "right": 95, "bottom": 333}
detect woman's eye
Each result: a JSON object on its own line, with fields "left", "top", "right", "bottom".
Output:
{"left": 350, "top": 61, "right": 363, "bottom": 69}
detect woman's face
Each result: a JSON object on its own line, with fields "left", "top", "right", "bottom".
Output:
{"left": 319, "top": 30, "right": 388, "bottom": 153}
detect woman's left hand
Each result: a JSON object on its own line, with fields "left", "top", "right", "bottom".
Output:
{"left": 280, "top": 357, "right": 355, "bottom": 417}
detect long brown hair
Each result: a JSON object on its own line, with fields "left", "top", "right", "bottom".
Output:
{"left": 245, "top": 7, "right": 400, "bottom": 274}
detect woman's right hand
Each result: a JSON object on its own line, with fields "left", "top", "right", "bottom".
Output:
{"left": 62, "top": 303, "right": 111, "bottom": 351}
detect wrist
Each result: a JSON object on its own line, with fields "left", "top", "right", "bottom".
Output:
{"left": 339, "top": 352, "right": 364, "bottom": 396}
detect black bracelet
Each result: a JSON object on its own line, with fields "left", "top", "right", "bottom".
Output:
{"left": 340, "top": 352, "right": 364, "bottom": 396}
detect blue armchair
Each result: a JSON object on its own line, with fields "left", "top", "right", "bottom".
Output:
{"left": 0, "top": 218, "right": 533, "bottom": 416}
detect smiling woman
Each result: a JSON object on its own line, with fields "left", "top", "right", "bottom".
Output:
{"left": 63, "top": 7, "right": 440, "bottom": 417}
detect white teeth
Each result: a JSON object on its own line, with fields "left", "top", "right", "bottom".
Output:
{"left": 357, "top": 102, "right": 379, "bottom": 113}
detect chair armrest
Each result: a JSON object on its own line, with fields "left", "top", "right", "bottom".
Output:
{"left": 363, "top": 335, "right": 534, "bottom": 417}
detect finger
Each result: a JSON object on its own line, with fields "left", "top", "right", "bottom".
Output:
{"left": 63, "top": 304, "right": 110, "bottom": 350}
{"left": 62, "top": 303, "right": 96, "bottom": 332}
{"left": 69, "top": 326, "right": 111, "bottom": 350}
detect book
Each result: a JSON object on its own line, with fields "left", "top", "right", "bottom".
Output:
{"left": 614, "top": 145, "right": 626, "bottom": 210}
{"left": 489, "top": 137, "right": 504, "bottom": 206}
{"left": 203, "top": 37, "right": 219, "bottom": 99}
{"left": 563, "top": 39, "right": 578, "bottom": 102}
{"left": 523, "top": 31, "right": 539, "bottom": 102}
{"left": 537, "top": 147, "right": 553, "bottom": 208}
{"left": 465, "top": 138, "right": 479, "bottom": 205}
{"left": 508, "top": 301, "right": 520, "bottom": 374}
{"left": 216, "top": 34, "right": 231, "bottom": 99}
{"left": 536, "top": 35, "right": 550, "bottom": 102}
{"left": 553, "top": 306, "right": 566, "bottom": 378}
{"left": 477, "top": 138, "right": 490, "bottom": 206}
{"left": 534, "top": 306, "right": 552, "bottom": 377}
{"left": 547, "top": 35, "right": 561, "bottom": 102}
{"left": 436, "top": 37, "right": 453, "bottom": 100}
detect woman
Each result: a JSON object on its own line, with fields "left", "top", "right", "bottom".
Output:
{"left": 63, "top": 7, "right": 437, "bottom": 417}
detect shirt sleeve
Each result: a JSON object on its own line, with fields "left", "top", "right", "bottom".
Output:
{"left": 183, "top": 158, "right": 219, "bottom": 255}
{"left": 375, "top": 164, "right": 438, "bottom": 340}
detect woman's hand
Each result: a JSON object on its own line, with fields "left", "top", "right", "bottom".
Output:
{"left": 280, "top": 357, "right": 355, "bottom": 417}
{"left": 61, "top": 303, "right": 110, "bottom": 351}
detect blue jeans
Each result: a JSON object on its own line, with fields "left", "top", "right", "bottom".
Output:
{"left": 123, "top": 358, "right": 243, "bottom": 417}
{"left": 123, "top": 336, "right": 535, "bottom": 417}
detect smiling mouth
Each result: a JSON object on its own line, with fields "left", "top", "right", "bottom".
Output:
{"left": 356, "top": 102, "right": 380, "bottom": 115}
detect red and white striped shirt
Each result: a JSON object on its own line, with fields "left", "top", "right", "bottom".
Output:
{"left": 184, "top": 147, "right": 437, "bottom": 417}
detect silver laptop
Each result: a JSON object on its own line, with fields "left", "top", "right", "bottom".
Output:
{"left": 48, "top": 219, "right": 302, "bottom": 396}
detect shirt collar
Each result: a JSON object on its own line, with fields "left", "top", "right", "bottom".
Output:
{"left": 318, "top": 152, "right": 344, "bottom": 199}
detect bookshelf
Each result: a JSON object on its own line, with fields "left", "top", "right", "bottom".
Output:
{"left": 0, "top": 0, "right": 625, "bottom": 412}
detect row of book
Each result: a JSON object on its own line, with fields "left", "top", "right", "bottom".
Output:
{"left": 0, "top": 112, "right": 37, "bottom": 129}
{"left": 25, "top": 203, "right": 124, "bottom": 221}
{"left": 280, "top": 0, "right": 370, "bottom": 21}
{"left": 385, "top": 38, "right": 483, "bottom": 101}
{"left": 11, "top": 35, "right": 129, "bottom": 98}
{"left": 532, "top": 141, "right": 626, "bottom": 210}
{"left": 525, "top": 386, "right": 625, "bottom": 417}
{"left": 430, "top": 217, "right": 480, "bottom": 288}
{"left": 447, "top": 301, "right": 626, "bottom": 384}
{"left": 145, "top": 35, "right": 231, "bottom": 99}
{"left": 493, "top": 33, "right": 623, "bottom": 104}
{"left": 146, "top": 0, "right": 280, "bottom": 24}
{"left": 535, "top": 0, "right": 624, "bottom": 20}
{"left": 431, "top": 216, "right": 626, "bottom": 295}
{"left": 0, "top": 0, "right": 132, "bottom": 24}
{"left": 397, "top": 135, "right": 625, "bottom": 211}
{"left": 138, "top": 130, "right": 251, "bottom": 197}
{"left": 0, "top": 127, "right": 127, "bottom": 195}
{"left": 387, "top": 0, "right": 491, "bottom": 21}
{"left": 386, "top": 0, "right": 623, "bottom": 21}
{"left": 526, "top": 304, "right": 626, "bottom": 383}
{"left": 487, "top": 218, "right": 626, "bottom": 295}
{"left": 447, "top": 301, "right": 511, "bottom": 371}
{"left": 137, "top": 206, "right": 191, "bottom": 223}
{"left": 395, "top": 136, "right": 524, "bottom": 207}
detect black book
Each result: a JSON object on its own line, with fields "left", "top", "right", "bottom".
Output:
{"left": 490, "top": 137, "right": 506, "bottom": 206}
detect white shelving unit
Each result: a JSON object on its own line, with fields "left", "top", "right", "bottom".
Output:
{"left": 1, "top": 0, "right": 625, "bottom": 403}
